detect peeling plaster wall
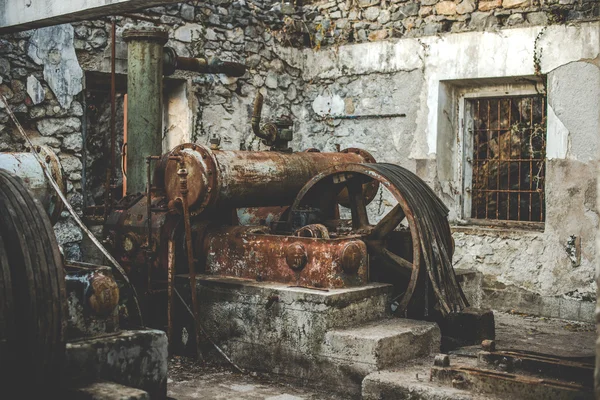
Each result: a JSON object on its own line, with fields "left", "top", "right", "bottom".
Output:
{"left": 292, "top": 23, "right": 600, "bottom": 319}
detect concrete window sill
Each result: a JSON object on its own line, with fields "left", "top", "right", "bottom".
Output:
{"left": 451, "top": 219, "right": 545, "bottom": 235}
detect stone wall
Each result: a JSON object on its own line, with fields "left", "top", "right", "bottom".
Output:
{"left": 0, "top": 1, "right": 598, "bottom": 318}
{"left": 289, "top": 0, "right": 599, "bottom": 48}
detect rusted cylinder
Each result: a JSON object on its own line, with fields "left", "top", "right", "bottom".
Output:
{"left": 0, "top": 146, "right": 65, "bottom": 223}
{"left": 160, "top": 144, "right": 376, "bottom": 215}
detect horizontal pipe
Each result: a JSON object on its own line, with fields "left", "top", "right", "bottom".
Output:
{"left": 159, "top": 145, "right": 376, "bottom": 214}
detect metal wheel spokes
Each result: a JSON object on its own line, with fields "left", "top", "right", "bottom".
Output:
{"left": 290, "top": 164, "right": 422, "bottom": 315}
{"left": 369, "top": 204, "right": 406, "bottom": 240}
{"left": 346, "top": 177, "right": 369, "bottom": 229}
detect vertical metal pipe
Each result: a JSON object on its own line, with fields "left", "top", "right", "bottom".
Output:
{"left": 122, "top": 28, "right": 168, "bottom": 194}
{"left": 110, "top": 19, "right": 117, "bottom": 202}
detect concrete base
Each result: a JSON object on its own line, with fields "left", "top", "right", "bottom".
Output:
{"left": 65, "top": 329, "right": 168, "bottom": 399}
{"left": 175, "top": 275, "right": 441, "bottom": 396}
{"left": 363, "top": 364, "right": 502, "bottom": 400}
{"left": 455, "top": 269, "right": 595, "bottom": 322}
{"left": 67, "top": 381, "right": 149, "bottom": 400}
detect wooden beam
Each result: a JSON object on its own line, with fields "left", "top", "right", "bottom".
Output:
{"left": 0, "top": 0, "right": 183, "bottom": 34}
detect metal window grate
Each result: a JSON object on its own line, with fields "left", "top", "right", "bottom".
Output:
{"left": 469, "top": 95, "right": 546, "bottom": 222}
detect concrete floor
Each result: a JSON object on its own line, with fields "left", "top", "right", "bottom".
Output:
{"left": 167, "top": 359, "right": 344, "bottom": 400}
{"left": 167, "top": 312, "right": 596, "bottom": 399}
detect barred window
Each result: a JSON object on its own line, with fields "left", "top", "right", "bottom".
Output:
{"left": 465, "top": 95, "right": 546, "bottom": 223}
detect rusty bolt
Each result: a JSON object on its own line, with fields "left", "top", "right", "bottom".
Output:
{"left": 339, "top": 241, "right": 363, "bottom": 274}
{"left": 433, "top": 354, "right": 450, "bottom": 367}
{"left": 285, "top": 242, "right": 308, "bottom": 271}
{"left": 481, "top": 340, "right": 496, "bottom": 352}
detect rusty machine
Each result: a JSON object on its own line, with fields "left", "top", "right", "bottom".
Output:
{"left": 0, "top": 26, "right": 472, "bottom": 399}
{"left": 90, "top": 28, "right": 469, "bottom": 344}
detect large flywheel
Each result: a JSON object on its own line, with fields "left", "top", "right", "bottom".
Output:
{"left": 0, "top": 169, "right": 67, "bottom": 394}
{"left": 289, "top": 163, "right": 468, "bottom": 318}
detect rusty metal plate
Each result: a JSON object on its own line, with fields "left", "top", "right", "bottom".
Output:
{"left": 202, "top": 226, "right": 368, "bottom": 288}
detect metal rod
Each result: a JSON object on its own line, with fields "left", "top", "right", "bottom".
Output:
{"left": 173, "top": 287, "right": 245, "bottom": 373}
{"left": 529, "top": 98, "right": 533, "bottom": 221}
{"left": 81, "top": 84, "right": 88, "bottom": 209}
{"left": 507, "top": 99, "right": 512, "bottom": 220}
{"left": 330, "top": 113, "right": 406, "bottom": 120}
{"left": 110, "top": 18, "right": 117, "bottom": 207}
{"left": 146, "top": 155, "right": 153, "bottom": 295}
{"left": 176, "top": 159, "right": 202, "bottom": 360}
{"left": 167, "top": 238, "right": 175, "bottom": 349}
{"left": 0, "top": 93, "right": 144, "bottom": 325}
{"left": 496, "top": 100, "right": 500, "bottom": 220}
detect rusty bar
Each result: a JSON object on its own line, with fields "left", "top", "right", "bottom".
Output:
{"left": 508, "top": 98, "right": 512, "bottom": 220}
{"left": 475, "top": 157, "right": 544, "bottom": 162}
{"left": 110, "top": 18, "right": 117, "bottom": 207}
{"left": 496, "top": 100, "right": 500, "bottom": 220}
{"left": 541, "top": 97, "right": 545, "bottom": 221}
{"left": 475, "top": 189, "right": 543, "bottom": 193}
{"left": 485, "top": 99, "right": 490, "bottom": 219}
{"left": 145, "top": 157, "right": 153, "bottom": 294}
{"left": 529, "top": 97, "right": 533, "bottom": 221}
{"left": 478, "top": 350, "right": 593, "bottom": 387}
{"left": 474, "top": 100, "right": 480, "bottom": 219}
{"left": 176, "top": 161, "right": 202, "bottom": 359}
{"left": 518, "top": 98, "right": 522, "bottom": 221}
{"left": 167, "top": 239, "right": 175, "bottom": 349}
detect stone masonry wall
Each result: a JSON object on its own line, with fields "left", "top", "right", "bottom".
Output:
{"left": 285, "top": 0, "right": 599, "bottom": 48}
{"left": 0, "top": 1, "right": 597, "bottom": 317}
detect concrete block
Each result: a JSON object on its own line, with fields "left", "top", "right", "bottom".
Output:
{"left": 579, "top": 301, "right": 595, "bottom": 322}
{"left": 482, "top": 287, "right": 523, "bottom": 312}
{"left": 559, "top": 298, "right": 581, "bottom": 321}
{"left": 455, "top": 268, "right": 483, "bottom": 308}
{"left": 175, "top": 276, "right": 397, "bottom": 396}
{"left": 322, "top": 318, "right": 441, "bottom": 369}
{"left": 185, "top": 276, "right": 393, "bottom": 355}
{"left": 67, "top": 381, "right": 149, "bottom": 400}
{"left": 65, "top": 329, "right": 168, "bottom": 399}
{"left": 363, "top": 368, "right": 499, "bottom": 400}
{"left": 540, "top": 296, "right": 561, "bottom": 318}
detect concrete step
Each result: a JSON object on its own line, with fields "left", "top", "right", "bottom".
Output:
{"left": 322, "top": 318, "right": 441, "bottom": 370}
{"left": 67, "top": 381, "right": 149, "bottom": 400}
{"left": 363, "top": 367, "right": 503, "bottom": 400}
{"left": 65, "top": 329, "right": 168, "bottom": 399}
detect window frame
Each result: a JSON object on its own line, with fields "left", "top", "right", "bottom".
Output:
{"left": 458, "top": 84, "right": 546, "bottom": 231}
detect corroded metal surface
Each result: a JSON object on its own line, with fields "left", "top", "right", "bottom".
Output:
{"left": 290, "top": 162, "right": 466, "bottom": 317}
{"left": 65, "top": 263, "right": 119, "bottom": 338}
{"left": 160, "top": 144, "right": 377, "bottom": 216}
{"left": 202, "top": 226, "right": 368, "bottom": 288}
{"left": 0, "top": 146, "right": 66, "bottom": 222}
{"left": 431, "top": 365, "right": 593, "bottom": 399}
{"left": 478, "top": 349, "right": 594, "bottom": 387}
